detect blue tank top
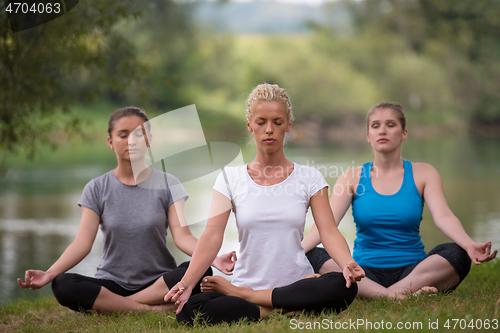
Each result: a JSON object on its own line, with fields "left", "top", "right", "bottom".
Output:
{"left": 352, "top": 160, "right": 426, "bottom": 268}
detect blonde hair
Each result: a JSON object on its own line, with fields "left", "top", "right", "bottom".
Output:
{"left": 246, "top": 83, "right": 294, "bottom": 123}
{"left": 366, "top": 102, "right": 406, "bottom": 131}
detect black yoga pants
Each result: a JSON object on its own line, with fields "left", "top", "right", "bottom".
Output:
{"left": 307, "top": 243, "right": 471, "bottom": 289}
{"left": 51, "top": 261, "right": 212, "bottom": 312}
{"left": 177, "top": 272, "right": 357, "bottom": 325}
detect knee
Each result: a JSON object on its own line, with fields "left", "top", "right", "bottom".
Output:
{"left": 330, "top": 280, "right": 358, "bottom": 312}
{"left": 177, "top": 293, "right": 259, "bottom": 325}
{"left": 312, "top": 273, "right": 358, "bottom": 314}
{"left": 435, "top": 243, "right": 472, "bottom": 280}
{"left": 51, "top": 273, "right": 73, "bottom": 303}
{"left": 176, "top": 293, "right": 217, "bottom": 325}
{"left": 51, "top": 273, "right": 96, "bottom": 312}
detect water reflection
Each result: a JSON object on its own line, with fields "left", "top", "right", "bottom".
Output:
{"left": 1, "top": 138, "right": 499, "bottom": 304}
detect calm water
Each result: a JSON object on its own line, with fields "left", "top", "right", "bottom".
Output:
{"left": 1, "top": 137, "right": 499, "bottom": 304}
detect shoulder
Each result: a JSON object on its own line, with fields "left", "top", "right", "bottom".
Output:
{"left": 338, "top": 166, "right": 362, "bottom": 183}
{"left": 411, "top": 162, "right": 440, "bottom": 178}
{"left": 159, "top": 169, "right": 182, "bottom": 185}
{"left": 84, "top": 171, "right": 113, "bottom": 190}
{"left": 219, "top": 165, "right": 246, "bottom": 181}
{"left": 222, "top": 165, "right": 245, "bottom": 174}
{"left": 410, "top": 162, "right": 442, "bottom": 191}
{"left": 215, "top": 165, "right": 246, "bottom": 187}
{"left": 294, "top": 163, "right": 325, "bottom": 178}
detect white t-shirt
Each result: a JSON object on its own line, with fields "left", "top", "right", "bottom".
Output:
{"left": 213, "top": 162, "right": 328, "bottom": 290}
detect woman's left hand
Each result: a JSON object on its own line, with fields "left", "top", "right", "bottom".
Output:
{"left": 466, "top": 242, "right": 498, "bottom": 265}
{"left": 212, "top": 251, "right": 237, "bottom": 275}
{"left": 342, "top": 261, "right": 365, "bottom": 288}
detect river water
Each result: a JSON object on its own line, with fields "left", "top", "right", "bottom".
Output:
{"left": 1, "top": 137, "right": 499, "bottom": 304}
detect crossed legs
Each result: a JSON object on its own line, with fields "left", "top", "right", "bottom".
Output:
{"left": 315, "top": 254, "right": 460, "bottom": 299}
{"left": 197, "top": 272, "right": 357, "bottom": 318}
{"left": 93, "top": 277, "right": 176, "bottom": 312}
{"left": 52, "top": 262, "right": 212, "bottom": 313}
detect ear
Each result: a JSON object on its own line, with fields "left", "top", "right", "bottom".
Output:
{"left": 107, "top": 136, "right": 114, "bottom": 150}
{"left": 366, "top": 131, "right": 371, "bottom": 143}
{"left": 285, "top": 120, "right": 293, "bottom": 132}
{"left": 246, "top": 119, "right": 253, "bottom": 132}
{"left": 402, "top": 129, "right": 408, "bottom": 141}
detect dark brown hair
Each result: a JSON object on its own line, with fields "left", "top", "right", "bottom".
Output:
{"left": 366, "top": 102, "right": 406, "bottom": 131}
{"left": 107, "top": 107, "right": 150, "bottom": 137}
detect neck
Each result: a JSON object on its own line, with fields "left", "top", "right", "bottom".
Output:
{"left": 251, "top": 147, "right": 291, "bottom": 169}
{"left": 372, "top": 149, "right": 403, "bottom": 172}
{"left": 114, "top": 159, "right": 149, "bottom": 185}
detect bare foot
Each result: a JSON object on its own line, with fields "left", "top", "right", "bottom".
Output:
{"left": 200, "top": 276, "right": 252, "bottom": 297}
{"left": 391, "top": 286, "right": 439, "bottom": 300}
{"left": 302, "top": 274, "right": 321, "bottom": 279}
{"left": 259, "top": 306, "right": 278, "bottom": 318}
{"left": 413, "top": 286, "right": 438, "bottom": 297}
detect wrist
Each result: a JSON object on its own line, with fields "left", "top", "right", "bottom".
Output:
{"left": 180, "top": 279, "right": 197, "bottom": 290}
{"left": 342, "top": 259, "right": 357, "bottom": 270}
{"left": 45, "top": 270, "right": 57, "bottom": 283}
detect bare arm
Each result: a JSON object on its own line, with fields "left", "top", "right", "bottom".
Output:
{"left": 302, "top": 169, "right": 358, "bottom": 253}
{"left": 168, "top": 198, "right": 237, "bottom": 274}
{"left": 310, "top": 187, "right": 364, "bottom": 287}
{"left": 421, "top": 163, "right": 497, "bottom": 264}
{"left": 168, "top": 199, "right": 198, "bottom": 255}
{"left": 17, "top": 206, "right": 100, "bottom": 289}
{"left": 164, "top": 190, "right": 232, "bottom": 312}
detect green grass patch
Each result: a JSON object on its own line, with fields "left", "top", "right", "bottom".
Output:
{"left": 2, "top": 260, "right": 499, "bottom": 332}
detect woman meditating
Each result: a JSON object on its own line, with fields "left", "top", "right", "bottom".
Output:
{"left": 17, "top": 107, "right": 236, "bottom": 312}
{"left": 165, "top": 84, "right": 364, "bottom": 325}
{"left": 303, "top": 102, "right": 498, "bottom": 299}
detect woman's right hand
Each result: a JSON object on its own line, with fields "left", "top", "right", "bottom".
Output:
{"left": 17, "top": 270, "right": 54, "bottom": 290}
{"left": 164, "top": 281, "right": 192, "bottom": 314}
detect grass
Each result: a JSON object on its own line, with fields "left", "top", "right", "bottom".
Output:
{"left": 1, "top": 260, "right": 499, "bottom": 332}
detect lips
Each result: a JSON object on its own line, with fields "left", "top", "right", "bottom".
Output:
{"left": 264, "top": 138, "right": 276, "bottom": 144}
{"left": 377, "top": 138, "right": 389, "bottom": 143}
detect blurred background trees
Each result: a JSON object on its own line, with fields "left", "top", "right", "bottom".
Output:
{"left": 2, "top": 0, "right": 500, "bottom": 158}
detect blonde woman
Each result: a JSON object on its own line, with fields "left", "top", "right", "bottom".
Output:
{"left": 165, "top": 84, "right": 364, "bottom": 324}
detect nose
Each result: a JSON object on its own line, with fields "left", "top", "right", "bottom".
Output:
{"left": 128, "top": 134, "right": 136, "bottom": 146}
{"left": 265, "top": 122, "right": 273, "bottom": 134}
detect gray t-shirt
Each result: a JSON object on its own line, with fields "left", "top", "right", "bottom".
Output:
{"left": 78, "top": 168, "right": 188, "bottom": 290}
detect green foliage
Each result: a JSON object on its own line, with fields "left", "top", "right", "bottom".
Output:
{"left": 344, "top": 0, "right": 500, "bottom": 125}
{"left": 4, "top": 0, "right": 500, "bottom": 160}
{"left": 0, "top": 0, "right": 147, "bottom": 158}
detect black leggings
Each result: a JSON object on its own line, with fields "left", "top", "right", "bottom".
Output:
{"left": 51, "top": 261, "right": 212, "bottom": 312}
{"left": 177, "top": 272, "right": 357, "bottom": 325}
{"left": 307, "top": 243, "right": 471, "bottom": 289}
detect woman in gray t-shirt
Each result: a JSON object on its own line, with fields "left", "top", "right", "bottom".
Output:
{"left": 17, "top": 107, "right": 237, "bottom": 313}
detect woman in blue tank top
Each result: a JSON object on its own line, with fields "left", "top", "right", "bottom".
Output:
{"left": 303, "top": 102, "right": 497, "bottom": 299}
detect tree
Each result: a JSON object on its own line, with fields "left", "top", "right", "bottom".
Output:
{"left": 0, "top": 0, "right": 147, "bottom": 158}
{"left": 344, "top": 0, "right": 500, "bottom": 127}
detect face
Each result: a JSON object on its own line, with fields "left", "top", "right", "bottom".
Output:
{"left": 367, "top": 108, "right": 407, "bottom": 152}
{"left": 107, "top": 115, "right": 150, "bottom": 162}
{"left": 247, "top": 101, "right": 292, "bottom": 153}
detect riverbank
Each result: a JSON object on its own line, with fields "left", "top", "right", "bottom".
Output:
{"left": 1, "top": 260, "right": 499, "bottom": 332}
